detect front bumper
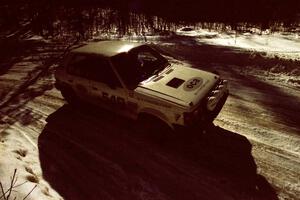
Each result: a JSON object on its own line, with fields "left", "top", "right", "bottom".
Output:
{"left": 174, "top": 91, "right": 228, "bottom": 132}
{"left": 205, "top": 90, "right": 228, "bottom": 122}
{"left": 175, "top": 77, "right": 229, "bottom": 131}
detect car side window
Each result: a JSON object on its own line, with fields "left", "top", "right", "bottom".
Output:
{"left": 67, "top": 54, "right": 121, "bottom": 87}
{"left": 136, "top": 50, "right": 160, "bottom": 70}
{"left": 67, "top": 54, "right": 88, "bottom": 77}
{"left": 137, "top": 51, "right": 158, "bottom": 63}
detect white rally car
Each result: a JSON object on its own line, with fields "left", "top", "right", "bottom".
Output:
{"left": 55, "top": 41, "right": 228, "bottom": 131}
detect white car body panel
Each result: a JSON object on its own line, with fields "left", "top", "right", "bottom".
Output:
{"left": 55, "top": 41, "right": 228, "bottom": 130}
{"left": 136, "top": 65, "right": 219, "bottom": 108}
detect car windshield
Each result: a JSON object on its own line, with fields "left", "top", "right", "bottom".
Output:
{"left": 111, "top": 45, "right": 169, "bottom": 89}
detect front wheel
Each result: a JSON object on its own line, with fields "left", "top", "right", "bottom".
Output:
{"left": 137, "top": 114, "right": 173, "bottom": 141}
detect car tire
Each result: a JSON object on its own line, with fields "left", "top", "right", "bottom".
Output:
{"left": 137, "top": 114, "right": 172, "bottom": 141}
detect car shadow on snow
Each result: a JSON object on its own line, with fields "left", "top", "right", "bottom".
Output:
{"left": 38, "top": 104, "right": 278, "bottom": 200}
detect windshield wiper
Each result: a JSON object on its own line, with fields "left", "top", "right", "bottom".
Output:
{"left": 152, "top": 62, "right": 171, "bottom": 76}
{"left": 152, "top": 68, "right": 161, "bottom": 76}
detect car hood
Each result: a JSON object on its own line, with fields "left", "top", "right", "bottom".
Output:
{"left": 135, "top": 65, "right": 219, "bottom": 107}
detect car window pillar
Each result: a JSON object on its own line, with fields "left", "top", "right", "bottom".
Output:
{"left": 108, "top": 59, "right": 129, "bottom": 92}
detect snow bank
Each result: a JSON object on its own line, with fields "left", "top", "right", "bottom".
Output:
{"left": 200, "top": 32, "right": 300, "bottom": 61}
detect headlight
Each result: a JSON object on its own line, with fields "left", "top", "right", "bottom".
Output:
{"left": 207, "top": 96, "right": 217, "bottom": 111}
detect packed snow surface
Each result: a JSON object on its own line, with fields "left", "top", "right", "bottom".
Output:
{"left": 0, "top": 30, "right": 300, "bottom": 200}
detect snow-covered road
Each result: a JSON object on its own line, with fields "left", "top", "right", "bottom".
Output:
{"left": 0, "top": 33, "right": 299, "bottom": 200}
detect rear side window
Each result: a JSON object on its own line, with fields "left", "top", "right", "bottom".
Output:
{"left": 67, "top": 54, "right": 87, "bottom": 76}
{"left": 67, "top": 54, "right": 121, "bottom": 87}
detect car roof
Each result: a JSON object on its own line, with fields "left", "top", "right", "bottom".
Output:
{"left": 72, "top": 41, "right": 144, "bottom": 57}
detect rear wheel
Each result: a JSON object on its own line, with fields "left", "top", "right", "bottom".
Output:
{"left": 60, "top": 88, "right": 79, "bottom": 106}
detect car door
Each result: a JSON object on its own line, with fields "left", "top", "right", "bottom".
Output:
{"left": 66, "top": 53, "right": 92, "bottom": 100}
{"left": 109, "top": 52, "right": 141, "bottom": 118}
{"left": 86, "top": 56, "right": 129, "bottom": 115}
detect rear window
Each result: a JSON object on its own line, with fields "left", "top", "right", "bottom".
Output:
{"left": 67, "top": 53, "right": 121, "bottom": 86}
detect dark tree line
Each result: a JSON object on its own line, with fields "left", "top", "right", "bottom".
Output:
{"left": 144, "top": 0, "right": 299, "bottom": 23}
{"left": 1, "top": 0, "right": 299, "bottom": 39}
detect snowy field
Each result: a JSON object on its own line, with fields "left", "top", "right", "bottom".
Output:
{"left": 177, "top": 28, "right": 300, "bottom": 58}
{"left": 0, "top": 29, "right": 299, "bottom": 200}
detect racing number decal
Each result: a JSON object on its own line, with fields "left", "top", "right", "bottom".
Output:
{"left": 187, "top": 79, "right": 201, "bottom": 89}
{"left": 184, "top": 77, "right": 203, "bottom": 91}
{"left": 102, "top": 92, "right": 125, "bottom": 107}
